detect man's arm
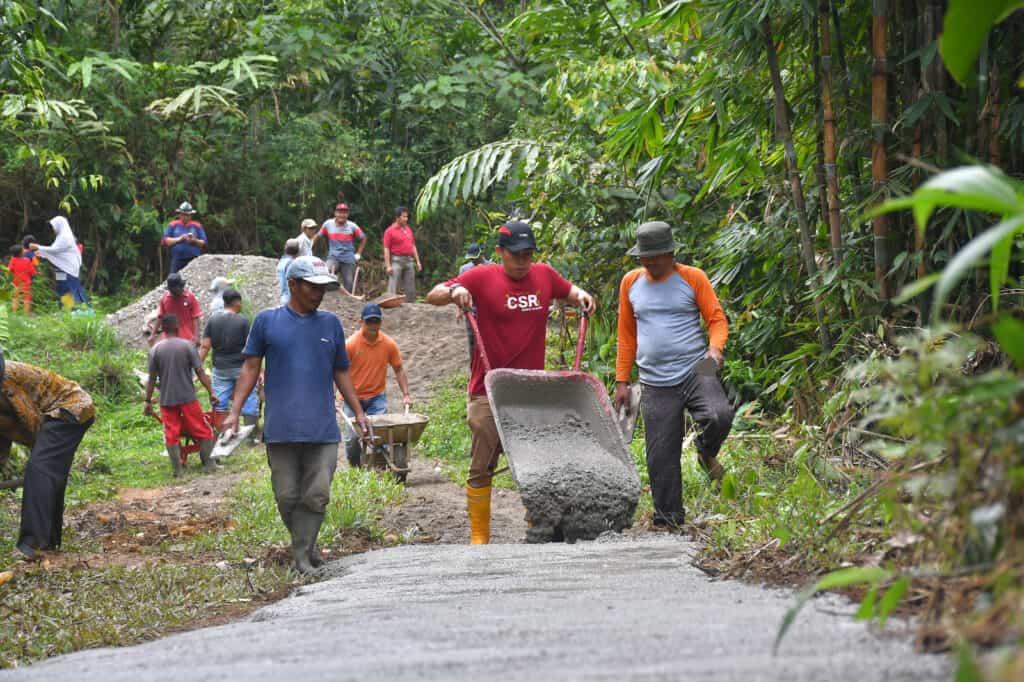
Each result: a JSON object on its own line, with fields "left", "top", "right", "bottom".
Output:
{"left": 221, "top": 356, "right": 261, "bottom": 433}
{"left": 393, "top": 364, "right": 413, "bottom": 406}
{"left": 191, "top": 227, "right": 207, "bottom": 249}
{"left": 383, "top": 245, "right": 392, "bottom": 275}
{"left": 413, "top": 245, "right": 422, "bottom": 272}
{"left": 614, "top": 272, "right": 641, "bottom": 411}
{"left": 426, "top": 282, "right": 472, "bottom": 310}
{"left": 355, "top": 229, "right": 366, "bottom": 258}
{"left": 195, "top": 366, "right": 217, "bottom": 407}
{"left": 143, "top": 375, "right": 157, "bottom": 415}
{"left": 564, "top": 285, "right": 596, "bottom": 314}
{"left": 333, "top": 368, "right": 370, "bottom": 436}
{"left": 198, "top": 336, "right": 212, "bottom": 364}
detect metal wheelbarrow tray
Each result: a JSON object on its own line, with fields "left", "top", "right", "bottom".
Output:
{"left": 471, "top": 312, "right": 641, "bottom": 543}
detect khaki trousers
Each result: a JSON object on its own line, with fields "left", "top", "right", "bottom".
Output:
{"left": 466, "top": 394, "right": 502, "bottom": 488}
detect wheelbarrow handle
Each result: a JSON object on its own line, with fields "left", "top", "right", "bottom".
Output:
{"left": 465, "top": 311, "right": 493, "bottom": 373}
{"left": 573, "top": 310, "right": 589, "bottom": 372}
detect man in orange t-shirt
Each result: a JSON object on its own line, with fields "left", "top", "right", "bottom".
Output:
{"left": 342, "top": 302, "right": 412, "bottom": 467}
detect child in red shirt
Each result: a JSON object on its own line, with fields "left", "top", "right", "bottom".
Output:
{"left": 8, "top": 244, "right": 36, "bottom": 314}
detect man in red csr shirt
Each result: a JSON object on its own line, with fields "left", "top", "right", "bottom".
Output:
{"left": 158, "top": 272, "right": 202, "bottom": 343}
{"left": 426, "top": 221, "right": 595, "bottom": 544}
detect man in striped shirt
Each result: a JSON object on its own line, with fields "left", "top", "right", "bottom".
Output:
{"left": 312, "top": 203, "right": 365, "bottom": 293}
{"left": 615, "top": 221, "right": 734, "bottom": 528}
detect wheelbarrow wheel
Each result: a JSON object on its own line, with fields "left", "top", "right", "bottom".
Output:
{"left": 391, "top": 443, "right": 408, "bottom": 485}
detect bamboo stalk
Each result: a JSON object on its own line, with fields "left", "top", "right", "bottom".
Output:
{"left": 762, "top": 17, "right": 831, "bottom": 351}
{"left": 871, "top": 0, "right": 890, "bottom": 300}
{"left": 820, "top": 0, "right": 843, "bottom": 268}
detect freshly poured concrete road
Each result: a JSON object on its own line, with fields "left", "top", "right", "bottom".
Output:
{"left": 5, "top": 536, "right": 948, "bottom": 681}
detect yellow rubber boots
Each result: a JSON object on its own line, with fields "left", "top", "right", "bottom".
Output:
{"left": 466, "top": 485, "right": 492, "bottom": 544}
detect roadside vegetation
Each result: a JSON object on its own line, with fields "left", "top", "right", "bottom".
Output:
{"left": 0, "top": 312, "right": 403, "bottom": 669}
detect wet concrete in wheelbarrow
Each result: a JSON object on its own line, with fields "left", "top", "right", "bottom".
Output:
{"left": 4, "top": 536, "right": 950, "bottom": 681}
{"left": 487, "top": 370, "right": 641, "bottom": 543}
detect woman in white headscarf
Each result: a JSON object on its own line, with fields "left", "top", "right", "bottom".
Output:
{"left": 29, "top": 217, "right": 90, "bottom": 310}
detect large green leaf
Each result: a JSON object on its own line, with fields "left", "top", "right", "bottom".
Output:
{"left": 932, "top": 215, "right": 1024, "bottom": 323}
{"left": 993, "top": 317, "right": 1024, "bottom": 368}
{"left": 940, "top": 1, "right": 1024, "bottom": 85}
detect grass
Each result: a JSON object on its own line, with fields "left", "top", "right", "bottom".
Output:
{"left": 0, "top": 310, "right": 407, "bottom": 668}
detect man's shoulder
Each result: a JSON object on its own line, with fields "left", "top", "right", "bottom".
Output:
{"left": 620, "top": 268, "right": 646, "bottom": 287}
{"left": 379, "top": 331, "right": 399, "bottom": 350}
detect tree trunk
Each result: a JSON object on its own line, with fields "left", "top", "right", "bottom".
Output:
{"left": 762, "top": 18, "right": 831, "bottom": 351}
{"left": 820, "top": 0, "right": 843, "bottom": 268}
{"left": 922, "top": 0, "right": 947, "bottom": 162}
{"left": 831, "top": 0, "right": 863, "bottom": 204}
{"left": 871, "top": 0, "right": 890, "bottom": 300}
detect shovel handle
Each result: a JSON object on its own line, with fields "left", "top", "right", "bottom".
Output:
{"left": 465, "top": 311, "right": 492, "bottom": 373}
{"left": 573, "top": 311, "right": 589, "bottom": 372}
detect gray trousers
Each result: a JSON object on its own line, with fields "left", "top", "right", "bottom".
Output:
{"left": 265, "top": 443, "right": 339, "bottom": 529}
{"left": 327, "top": 259, "right": 357, "bottom": 293}
{"left": 388, "top": 255, "right": 416, "bottom": 302}
{"left": 641, "top": 373, "right": 734, "bottom": 524}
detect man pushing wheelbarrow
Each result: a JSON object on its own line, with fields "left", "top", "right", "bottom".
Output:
{"left": 426, "top": 221, "right": 601, "bottom": 544}
{"left": 144, "top": 314, "right": 219, "bottom": 477}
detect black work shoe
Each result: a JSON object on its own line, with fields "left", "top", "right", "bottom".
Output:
{"left": 652, "top": 511, "right": 685, "bottom": 529}
{"left": 697, "top": 453, "right": 726, "bottom": 483}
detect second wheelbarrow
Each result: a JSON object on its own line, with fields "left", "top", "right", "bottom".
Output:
{"left": 467, "top": 311, "right": 641, "bottom": 543}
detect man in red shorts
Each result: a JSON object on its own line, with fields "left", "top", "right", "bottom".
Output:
{"left": 426, "top": 221, "right": 595, "bottom": 544}
{"left": 143, "top": 314, "right": 218, "bottom": 476}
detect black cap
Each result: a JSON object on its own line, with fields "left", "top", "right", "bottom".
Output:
{"left": 497, "top": 221, "right": 536, "bottom": 253}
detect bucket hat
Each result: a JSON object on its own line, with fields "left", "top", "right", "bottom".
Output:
{"left": 626, "top": 221, "right": 679, "bottom": 257}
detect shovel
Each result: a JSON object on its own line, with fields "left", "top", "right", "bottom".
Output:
{"left": 211, "top": 424, "right": 256, "bottom": 459}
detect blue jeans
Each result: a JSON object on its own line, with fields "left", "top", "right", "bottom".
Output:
{"left": 343, "top": 393, "right": 388, "bottom": 466}
{"left": 212, "top": 367, "right": 259, "bottom": 417}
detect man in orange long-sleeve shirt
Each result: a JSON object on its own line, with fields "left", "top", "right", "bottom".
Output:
{"left": 614, "top": 221, "right": 733, "bottom": 528}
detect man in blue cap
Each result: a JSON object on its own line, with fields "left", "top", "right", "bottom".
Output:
{"left": 343, "top": 302, "right": 413, "bottom": 468}
{"left": 222, "top": 256, "right": 370, "bottom": 574}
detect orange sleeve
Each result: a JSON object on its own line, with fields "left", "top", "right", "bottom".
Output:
{"left": 615, "top": 270, "right": 644, "bottom": 382}
{"left": 388, "top": 337, "right": 402, "bottom": 369}
{"left": 678, "top": 265, "right": 728, "bottom": 350}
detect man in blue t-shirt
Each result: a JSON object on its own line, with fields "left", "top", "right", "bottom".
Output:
{"left": 162, "top": 201, "right": 208, "bottom": 274}
{"left": 222, "top": 256, "right": 370, "bottom": 574}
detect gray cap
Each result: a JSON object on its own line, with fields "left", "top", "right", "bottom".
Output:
{"left": 626, "top": 221, "right": 680, "bottom": 257}
{"left": 285, "top": 256, "right": 340, "bottom": 290}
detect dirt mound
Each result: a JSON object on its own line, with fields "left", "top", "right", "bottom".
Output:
{"left": 106, "top": 254, "right": 470, "bottom": 410}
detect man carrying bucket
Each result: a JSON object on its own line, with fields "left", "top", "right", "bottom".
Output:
{"left": 426, "top": 221, "right": 595, "bottom": 544}
{"left": 614, "top": 221, "right": 733, "bottom": 529}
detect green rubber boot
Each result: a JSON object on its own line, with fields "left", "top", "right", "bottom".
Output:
{"left": 289, "top": 510, "right": 323, "bottom": 575}
{"left": 198, "top": 439, "right": 220, "bottom": 473}
{"left": 166, "top": 445, "right": 183, "bottom": 478}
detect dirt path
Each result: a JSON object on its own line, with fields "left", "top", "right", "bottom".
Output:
{"left": 72, "top": 254, "right": 519, "bottom": 566}
{"left": 381, "top": 456, "right": 527, "bottom": 544}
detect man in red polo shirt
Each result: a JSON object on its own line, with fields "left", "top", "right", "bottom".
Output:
{"left": 426, "top": 221, "right": 595, "bottom": 544}
{"left": 382, "top": 206, "right": 422, "bottom": 303}
{"left": 157, "top": 273, "right": 202, "bottom": 343}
